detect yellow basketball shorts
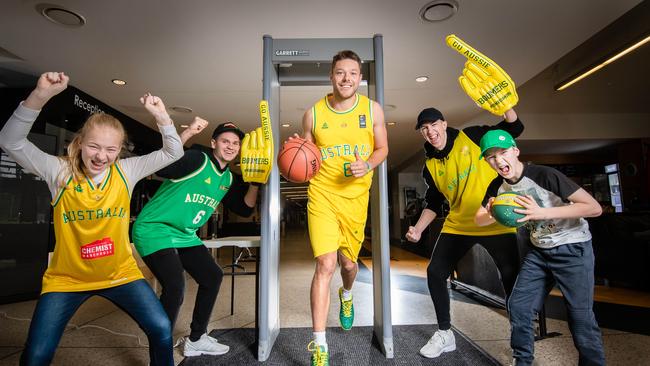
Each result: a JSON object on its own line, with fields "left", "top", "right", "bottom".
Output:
{"left": 307, "top": 184, "right": 369, "bottom": 262}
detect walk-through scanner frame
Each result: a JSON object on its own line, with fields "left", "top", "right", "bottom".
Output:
{"left": 257, "top": 35, "right": 393, "bottom": 360}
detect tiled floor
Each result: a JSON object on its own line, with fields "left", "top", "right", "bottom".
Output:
{"left": 1, "top": 229, "right": 649, "bottom": 365}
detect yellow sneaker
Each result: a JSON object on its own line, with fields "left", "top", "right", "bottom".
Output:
{"left": 338, "top": 287, "right": 354, "bottom": 330}
{"left": 307, "top": 341, "right": 329, "bottom": 366}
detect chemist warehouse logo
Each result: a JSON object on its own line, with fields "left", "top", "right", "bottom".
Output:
{"left": 80, "top": 237, "right": 115, "bottom": 259}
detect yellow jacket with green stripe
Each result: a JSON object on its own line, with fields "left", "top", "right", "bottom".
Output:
{"left": 422, "top": 120, "right": 524, "bottom": 235}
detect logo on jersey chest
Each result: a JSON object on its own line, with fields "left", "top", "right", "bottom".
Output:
{"left": 81, "top": 237, "right": 115, "bottom": 259}
{"left": 322, "top": 122, "right": 329, "bottom": 129}
{"left": 359, "top": 115, "right": 366, "bottom": 128}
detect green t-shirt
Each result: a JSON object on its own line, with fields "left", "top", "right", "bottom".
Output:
{"left": 133, "top": 153, "right": 232, "bottom": 256}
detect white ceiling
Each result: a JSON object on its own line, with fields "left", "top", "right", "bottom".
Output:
{"left": 1, "top": 0, "right": 648, "bottom": 171}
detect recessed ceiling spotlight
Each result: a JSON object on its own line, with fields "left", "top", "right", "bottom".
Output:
{"left": 281, "top": 123, "right": 291, "bottom": 127}
{"left": 36, "top": 3, "right": 86, "bottom": 27}
{"left": 420, "top": 0, "right": 458, "bottom": 22}
{"left": 387, "top": 122, "right": 396, "bottom": 126}
{"left": 111, "top": 79, "right": 126, "bottom": 86}
{"left": 416, "top": 76, "right": 429, "bottom": 83}
{"left": 170, "top": 106, "right": 193, "bottom": 113}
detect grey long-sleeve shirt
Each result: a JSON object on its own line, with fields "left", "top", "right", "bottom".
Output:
{"left": 0, "top": 103, "right": 184, "bottom": 199}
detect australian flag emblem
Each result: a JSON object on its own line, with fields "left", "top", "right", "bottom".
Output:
{"left": 359, "top": 115, "right": 366, "bottom": 128}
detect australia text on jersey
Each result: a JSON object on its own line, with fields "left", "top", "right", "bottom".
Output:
{"left": 62, "top": 207, "right": 127, "bottom": 224}
{"left": 184, "top": 193, "right": 222, "bottom": 210}
{"left": 320, "top": 143, "right": 371, "bottom": 160}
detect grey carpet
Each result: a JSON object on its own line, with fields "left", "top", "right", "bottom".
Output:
{"left": 179, "top": 324, "right": 500, "bottom": 365}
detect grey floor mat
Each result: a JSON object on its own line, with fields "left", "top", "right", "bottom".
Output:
{"left": 179, "top": 324, "right": 500, "bottom": 365}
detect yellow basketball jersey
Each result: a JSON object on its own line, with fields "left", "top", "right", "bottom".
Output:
{"left": 44, "top": 162, "right": 143, "bottom": 293}
{"left": 425, "top": 131, "right": 515, "bottom": 236}
{"left": 310, "top": 93, "right": 374, "bottom": 198}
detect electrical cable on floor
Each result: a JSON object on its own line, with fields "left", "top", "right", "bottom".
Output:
{"left": 0, "top": 311, "right": 148, "bottom": 347}
{"left": 173, "top": 336, "right": 185, "bottom": 348}
{"left": 1, "top": 310, "right": 253, "bottom": 349}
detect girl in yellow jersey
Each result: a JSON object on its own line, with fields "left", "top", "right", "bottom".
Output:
{"left": 0, "top": 72, "right": 184, "bottom": 366}
{"left": 290, "top": 51, "right": 388, "bottom": 366}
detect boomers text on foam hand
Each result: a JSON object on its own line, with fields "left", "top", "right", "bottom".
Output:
{"left": 446, "top": 34, "right": 518, "bottom": 116}
{"left": 241, "top": 100, "right": 274, "bottom": 184}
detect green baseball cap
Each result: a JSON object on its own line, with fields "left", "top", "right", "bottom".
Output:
{"left": 479, "top": 130, "right": 516, "bottom": 159}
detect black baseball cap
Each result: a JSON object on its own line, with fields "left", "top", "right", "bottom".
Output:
{"left": 415, "top": 107, "right": 445, "bottom": 130}
{"left": 212, "top": 122, "right": 244, "bottom": 140}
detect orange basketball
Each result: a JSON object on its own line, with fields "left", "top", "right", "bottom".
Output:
{"left": 277, "top": 138, "right": 321, "bottom": 183}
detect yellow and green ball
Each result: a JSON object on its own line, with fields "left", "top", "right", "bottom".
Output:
{"left": 491, "top": 192, "right": 525, "bottom": 227}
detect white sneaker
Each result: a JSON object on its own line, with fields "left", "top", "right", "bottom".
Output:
{"left": 419, "top": 329, "right": 456, "bottom": 358}
{"left": 183, "top": 333, "right": 230, "bottom": 357}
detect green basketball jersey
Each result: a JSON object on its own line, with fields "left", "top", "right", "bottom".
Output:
{"left": 133, "top": 153, "right": 232, "bottom": 256}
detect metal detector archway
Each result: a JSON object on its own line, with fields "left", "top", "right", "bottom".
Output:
{"left": 257, "top": 35, "right": 393, "bottom": 361}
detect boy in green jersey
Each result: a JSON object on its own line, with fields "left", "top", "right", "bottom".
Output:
{"left": 133, "top": 120, "right": 261, "bottom": 357}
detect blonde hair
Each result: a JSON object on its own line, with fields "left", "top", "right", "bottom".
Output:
{"left": 59, "top": 113, "right": 126, "bottom": 185}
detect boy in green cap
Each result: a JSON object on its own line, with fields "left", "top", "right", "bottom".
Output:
{"left": 475, "top": 130, "right": 606, "bottom": 366}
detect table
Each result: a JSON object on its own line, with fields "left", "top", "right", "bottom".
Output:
{"left": 203, "top": 236, "right": 260, "bottom": 334}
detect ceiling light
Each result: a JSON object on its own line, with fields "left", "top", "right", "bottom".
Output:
{"left": 36, "top": 4, "right": 86, "bottom": 27}
{"left": 556, "top": 34, "right": 650, "bottom": 91}
{"left": 415, "top": 76, "right": 429, "bottom": 83}
{"left": 282, "top": 123, "right": 291, "bottom": 127}
{"left": 387, "top": 122, "right": 396, "bottom": 126}
{"left": 111, "top": 79, "right": 126, "bottom": 86}
{"left": 420, "top": 0, "right": 458, "bottom": 22}
{"left": 170, "top": 106, "right": 193, "bottom": 113}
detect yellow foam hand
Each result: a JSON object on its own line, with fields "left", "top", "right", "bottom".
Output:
{"left": 446, "top": 34, "right": 518, "bottom": 116}
{"left": 240, "top": 100, "right": 274, "bottom": 184}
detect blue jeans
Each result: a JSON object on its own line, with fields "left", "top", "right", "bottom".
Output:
{"left": 20, "top": 279, "right": 173, "bottom": 366}
{"left": 508, "top": 241, "right": 605, "bottom": 366}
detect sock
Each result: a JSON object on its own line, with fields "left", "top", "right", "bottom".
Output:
{"left": 341, "top": 287, "right": 352, "bottom": 301}
{"left": 313, "top": 331, "right": 327, "bottom": 351}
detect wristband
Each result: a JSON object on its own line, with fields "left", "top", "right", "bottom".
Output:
{"left": 366, "top": 162, "right": 372, "bottom": 171}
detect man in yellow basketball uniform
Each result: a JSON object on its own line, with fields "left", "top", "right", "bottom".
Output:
{"left": 299, "top": 50, "right": 388, "bottom": 365}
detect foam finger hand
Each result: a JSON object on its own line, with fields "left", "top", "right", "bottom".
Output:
{"left": 242, "top": 133, "right": 251, "bottom": 150}
{"left": 249, "top": 130, "right": 258, "bottom": 150}
{"left": 259, "top": 100, "right": 272, "bottom": 143}
{"left": 446, "top": 34, "right": 496, "bottom": 70}
{"left": 241, "top": 129, "right": 271, "bottom": 183}
{"left": 446, "top": 34, "right": 518, "bottom": 115}
{"left": 255, "top": 126, "right": 264, "bottom": 148}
